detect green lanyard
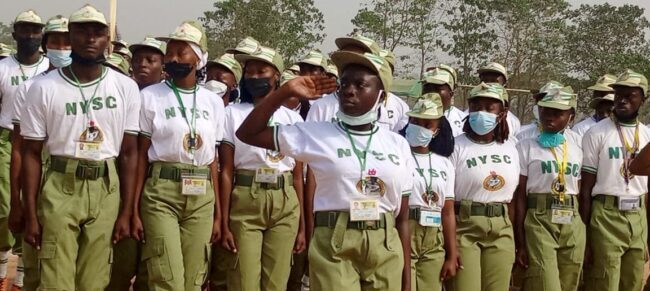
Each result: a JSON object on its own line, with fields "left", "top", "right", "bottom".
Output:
{"left": 14, "top": 54, "right": 44, "bottom": 81}
{"left": 412, "top": 152, "right": 434, "bottom": 194}
{"left": 69, "top": 66, "right": 104, "bottom": 125}
{"left": 342, "top": 122, "right": 375, "bottom": 192}
{"left": 170, "top": 82, "right": 198, "bottom": 149}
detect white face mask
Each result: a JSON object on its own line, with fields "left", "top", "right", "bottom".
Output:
{"left": 336, "top": 90, "right": 383, "bottom": 126}
{"left": 533, "top": 104, "right": 540, "bottom": 121}
{"left": 204, "top": 80, "right": 228, "bottom": 95}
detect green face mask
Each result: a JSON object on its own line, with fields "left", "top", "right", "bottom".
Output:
{"left": 537, "top": 131, "right": 565, "bottom": 148}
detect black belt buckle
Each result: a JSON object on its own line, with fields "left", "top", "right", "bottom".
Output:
{"left": 260, "top": 175, "right": 284, "bottom": 190}
{"left": 77, "top": 166, "right": 100, "bottom": 180}
{"left": 486, "top": 204, "right": 500, "bottom": 217}
{"left": 327, "top": 212, "right": 337, "bottom": 228}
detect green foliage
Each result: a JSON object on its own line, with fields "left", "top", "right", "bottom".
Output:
{"left": 200, "top": 0, "right": 325, "bottom": 63}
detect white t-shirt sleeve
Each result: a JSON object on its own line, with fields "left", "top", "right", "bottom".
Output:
{"left": 445, "top": 160, "right": 455, "bottom": 200}
{"left": 276, "top": 123, "right": 310, "bottom": 162}
{"left": 222, "top": 107, "right": 235, "bottom": 146}
{"left": 125, "top": 83, "right": 141, "bottom": 135}
{"left": 516, "top": 141, "right": 529, "bottom": 176}
{"left": 11, "top": 82, "right": 28, "bottom": 124}
{"left": 20, "top": 82, "right": 47, "bottom": 140}
{"left": 401, "top": 154, "right": 415, "bottom": 197}
{"left": 139, "top": 92, "right": 153, "bottom": 137}
{"left": 213, "top": 102, "right": 225, "bottom": 145}
{"left": 581, "top": 131, "right": 600, "bottom": 174}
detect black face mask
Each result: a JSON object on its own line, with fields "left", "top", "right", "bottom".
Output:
{"left": 229, "top": 88, "right": 240, "bottom": 102}
{"left": 164, "top": 62, "right": 193, "bottom": 79}
{"left": 15, "top": 36, "right": 41, "bottom": 55}
{"left": 243, "top": 77, "right": 272, "bottom": 98}
{"left": 70, "top": 50, "right": 106, "bottom": 65}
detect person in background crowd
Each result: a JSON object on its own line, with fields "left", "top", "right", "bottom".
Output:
{"left": 226, "top": 36, "right": 261, "bottom": 56}
{"left": 104, "top": 52, "right": 130, "bottom": 76}
{"left": 420, "top": 65, "right": 464, "bottom": 137}
{"left": 206, "top": 53, "right": 242, "bottom": 107}
{"left": 478, "top": 62, "right": 521, "bottom": 138}
{"left": 129, "top": 37, "right": 166, "bottom": 89}
{"left": 516, "top": 81, "right": 565, "bottom": 141}
{"left": 572, "top": 74, "right": 616, "bottom": 136}
{"left": 112, "top": 39, "right": 132, "bottom": 63}
{"left": 0, "top": 44, "right": 15, "bottom": 61}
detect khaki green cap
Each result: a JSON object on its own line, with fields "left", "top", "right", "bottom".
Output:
{"left": 129, "top": 37, "right": 167, "bottom": 56}
{"left": 335, "top": 34, "right": 381, "bottom": 55}
{"left": 208, "top": 53, "right": 243, "bottom": 83}
{"left": 112, "top": 40, "right": 128, "bottom": 48}
{"left": 326, "top": 63, "right": 339, "bottom": 78}
{"left": 380, "top": 49, "right": 396, "bottom": 68}
{"left": 0, "top": 44, "right": 15, "bottom": 57}
{"left": 44, "top": 15, "right": 69, "bottom": 34}
{"left": 587, "top": 74, "right": 616, "bottom": 92}
{"left": 288, "top": 64, "right": 300, "bottom": 73}
{"left": 422, "top": 64, "right": 457, "bottom": 89}
{"left": 534, "top": 81, "right": 564, "bottom": 99}
{"left": 281, "top": 70, "right": 297, "bottom": 86}
{"left": 478, "top": 62, "right": 508, "bottom": 80}
{"left": 610, "top": 69, "right": 648, "bottom": 96}
{"left": 226, "top": 37, "right": 260, "bottom": 55}
{"left": 160, "top": 20, "right": 208, "bottom": 52}
{"left": 588, "top": 93, "right": 615, "bottom": 109}
{"left": 114, "top": 46, "right": 132, "bottom": 59}
{"left": 537, "top": 86, "right": 577, "bottom": 110}
{"left": 14, "top": 10, "right": 44, "bottom": 26}
{"left": 104, "top": 53, "right": 130, "bottom": 75}
{"left": 469, "top": 82, "right": 506, "bottom": 104}
{"left": 331, "top": 51, "right": 392, "bottom": 90}
{"left": 235, "top": 46, "right": 284, "bottom": 73}
{"left": 298, "top": 50, "right": 328, "bottom": 70}
{"left": 69, "top": 4, "right": 107, "bottom": 26}
{"left": 407, "top": 93, "right": 444, "bottom": 119}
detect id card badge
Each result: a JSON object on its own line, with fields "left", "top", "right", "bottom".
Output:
{"left": 618, "top": 196, "right": 641, "bottom": 211}
{"left": 419, "top": 208, "right": 441, "bottom": 227}
{"left": 255, "top": 168, "right": 279, "bottom": 184}
{"left": 75, "top": 141, "right": 101, "bottom": 160}
{"left": 551, "top": 205, "right": 573, "bottom": 225}
{"left": 181, "top": 172, "right": 208, "bottom": 195}
{"left": 349, "top": 198, "right": 380, "bottom": 221}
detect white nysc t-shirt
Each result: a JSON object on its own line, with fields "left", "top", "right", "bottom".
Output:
{"left": 140, "top": 81, "right": 225, "bottom": 166}
{"left": 450, "top": 134, "right": 520, "bottom": 203}
{"left": 0, "top": 55, "right": 50, "bottom": 130}
{"left": 409, "top": 152, "right": 455, "bottom": 209}
{"left": 10, "top": 71, "right": 49, "bottom": 125}
{"left": 276, "top": 121, "right": 413, "bottom": 215}
{"left": 572, "top": 116, "right": 598, "bottom": 137}
{"left": 21, "top": 67, "right": 140, "bottom": 160}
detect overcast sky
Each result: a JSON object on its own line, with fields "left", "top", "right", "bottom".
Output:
{"left": 2, "top": 0, "right": 649, "bottom": 54}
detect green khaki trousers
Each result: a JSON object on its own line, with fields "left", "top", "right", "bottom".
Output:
{"left": 409, "top": 218, "right": 444, "bottom": 291}
{"left": 584, "top": 195, "right": 647, "bottom": 291}
{"left": 308, "top": 212, "right": 403, "bottom": 291}
{"left": 37, "top": 157, "right": 119, "bottom": 290}
{"left": 0, "top": 129, "right": 18, "bottom": 254}
{"left": 106, "top": 238, "right": 148, "bottom": 291}
{"left": 522, "top": 194, "right": 585, "bottom": 291}
{"left": 446, "top": 200, "right": 515, "bottom": 291}
{"left": 140, "top": 162, "right": 214, "bottom": 291}
{"left": 227, "top": 171, "right": 299, "bottom": 291}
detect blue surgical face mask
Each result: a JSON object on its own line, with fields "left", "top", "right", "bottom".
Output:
{"left": 537, "top": 131, "right": 566, "bottom": 148}
{"left": 46, "top": 49, "right": 72, "bottom": 68}
{"left": 336, "top": 90, "right": 383, "bottom": 126}
{"left": 405, "top": 123, "right": 438, "bottom": 147}
{"left": 468, "top": 111, "right": 498, "bottom": 135}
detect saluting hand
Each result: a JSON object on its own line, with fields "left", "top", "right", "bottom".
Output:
{"left": 282, "top": 75, "right": 337, "bottom": 101}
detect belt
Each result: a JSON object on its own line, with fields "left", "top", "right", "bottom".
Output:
{"left": 314, "top": 211, "right": 387, "bottom": 230}
{"left": 49, "top": 156, "right": 108, "bottom": 180}
{"left": 0, "top": 127, "right": 10, "bottom": 142}
{"left": 527, "top": 193, "right": 577, "bottom": 209}
{"left": 234, "top": 169, "right": 292, "bottom": 190}
{"left": 454, "top": 202, "right": 505, "bottom": 217}
{"left": 147, "top": 165, "right": 210, "bottom": 182}
{"left": 593, "top": 194, "right": 645, "bottom": 209}
{"left": 409, "top": 207, "right": 423, "bottom": 220}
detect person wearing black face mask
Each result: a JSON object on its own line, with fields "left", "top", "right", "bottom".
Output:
{"left": 206, "top": 53, "right": 242, "bottom": 107}
{"left": 0, "top": 9, "right": 48, "bottom": 290}
{"left": 219, "top": 46, "right": 305, "bottom": 291}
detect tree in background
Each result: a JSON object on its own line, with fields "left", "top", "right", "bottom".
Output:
{"left": 201, "top": 0, "right": 325, "bottom": 63}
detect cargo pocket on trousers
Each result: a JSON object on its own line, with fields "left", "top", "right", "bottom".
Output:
{"left": 194, "top": 243, "right": 211, "bottom": 286}
{"left": 38, "top": 241, "right": 57, "bottom": 289}
{"left": 141, "top": 237, "right": 173, "bottom": 282}
{"left": 523, "top": 266, "right": 545, "bottom": 290}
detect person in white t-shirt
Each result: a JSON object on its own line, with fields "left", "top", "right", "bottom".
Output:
{"left": 403, "top": 93, "right": 460, "bottom": 290}
{"left": 580, "top": 70, "right": 650, "bottom": 291}
{"left": 572, "top": 74, "right": 616, "bottom": 136}
{"left": 6, "top": 15, "right": 70, "bottom": 291}
{"left": 421, "top": 65, "right": 466, "bottom": 137}
{"left": 478, "top": 62, "right": 521, "bottom": 138}
{"left": 237, "top": 50, "right": 414, "bottom": 290}
{"left": 219, "top": 46, "right": 304, "bottom": 291}
{"left": 206, "top": 53, "right": 242, "bottom": 107}
{"left": 514, "top": 86, "right": 585, "bottom": 291}
{"left": 20, "top": 5, "right": 140, "bottom": 290}
{"left": 516, "top": 81, "right": 565, "bottom": 141}
{"left": 447, "top": 82, "right": 519, "bottom": 291}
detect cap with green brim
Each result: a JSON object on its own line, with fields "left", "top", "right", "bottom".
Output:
{"left": 298, "top": 50, "right": 328, "bottom": 70}
{"left": 288, "top": 64, "right": 300, "bottom": 74}
{"left": 468, "top": 82, "right": 506, "bottom": 104}
{"left": 14, "top": 10, "right": 44, "bottom": 27}
{"left": 226, "top": 37, "right": 260, "bottom": 55}
{"left": 114, "top": 46, "right": 132, "bottom": 59}
{"left": 380, "top": 49, "right": 396, "bottom": 69}
{"left": 104, "top": 53, "right": 130, "bottom": 75}
{"left": 69, "top": 4, "right": 107, "bottom": 27}
{"left": 330, "top": 51, "right": 392, "bottom": 91}
{"left": 587, "top": 74, "right": 616, "bottom": 92}
{"left": 130, "top": 37, "right": 167, "bottom": 56}
{"left": 335, "top": 34, "right": 381, "bottom": 55}
{"left": 235, "top": 46, "right": 284, "bottom": 73}
{"left": 478, "top": 62, "right": 508, "bottom": 81}
{"left": 44, "top": 15, "right": 68, "bottom": 34}
{"left": 406, "top": 93, "right": 444, "bottom": 119}
{"left": 207, "top": 53, "right": 242, "bottom": 83}
{"left": 158, "top": 20, "right": 208, "bottom": 53}
{"left": 537, "top": 86, "right": 576, "bottom": 110}
{"left": 610, "top": 69, "right": 648, "bottom": 96}
{"left": 281, "top": 70, "right": 297, "bottom": 86}
{"left": 422, "top": 65, "right": 457, "bottom": 90}
{"left": 588, "top": 93, "right": 615, "bottom": 109}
